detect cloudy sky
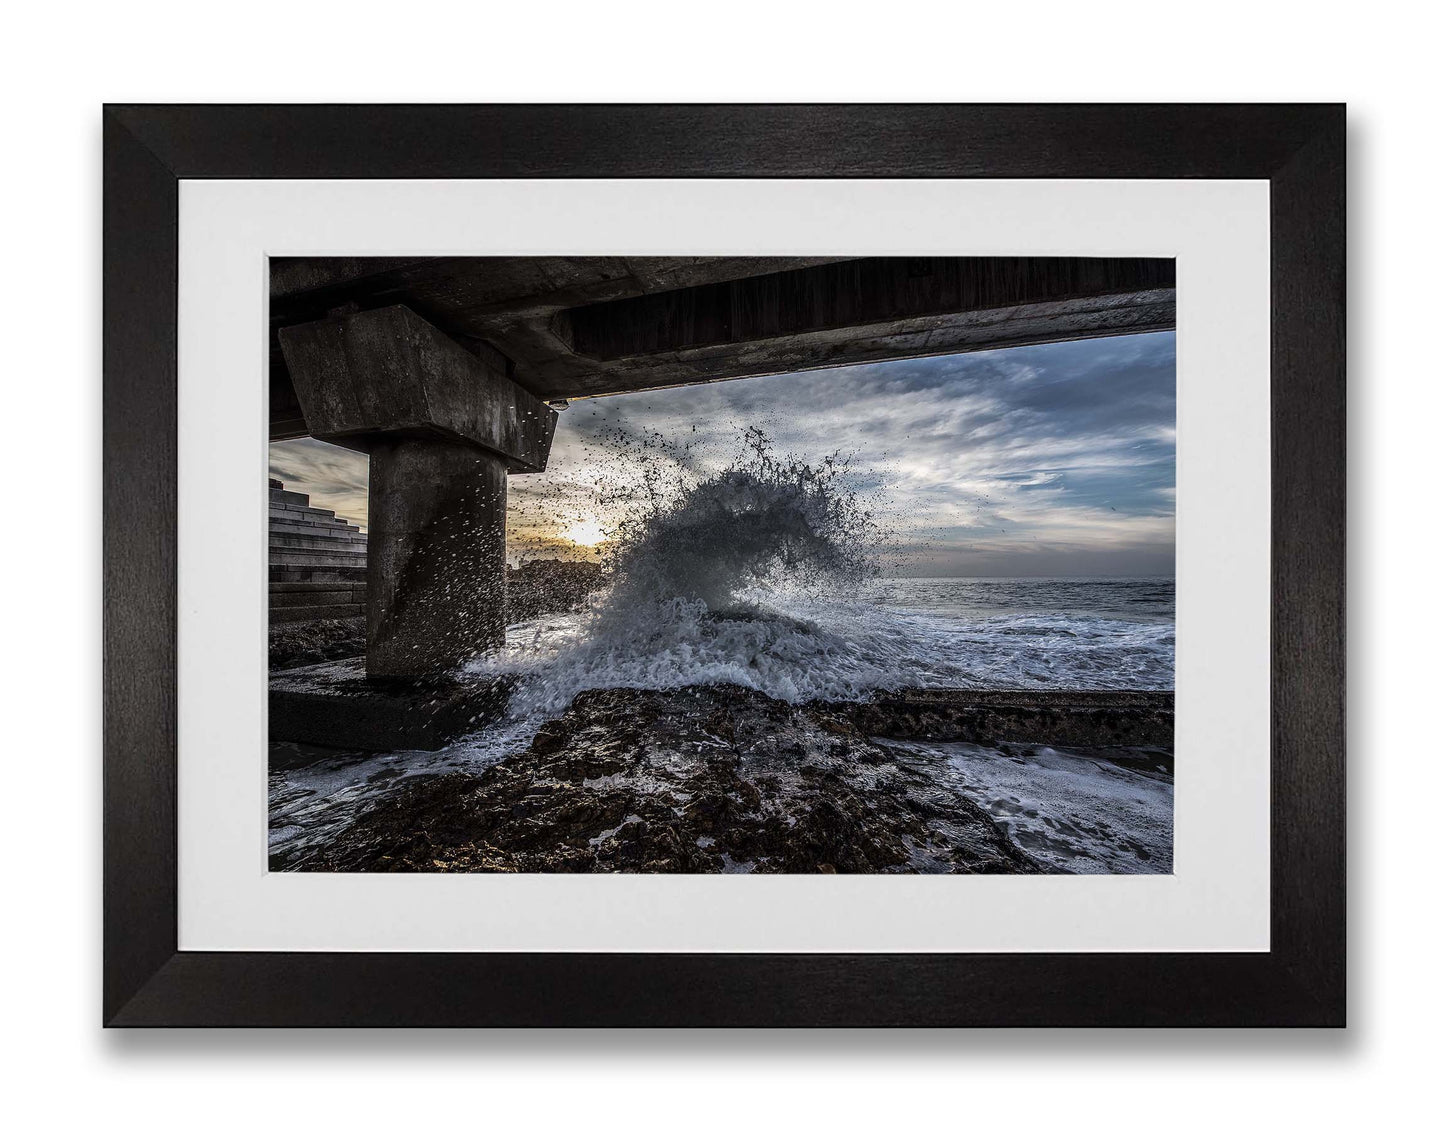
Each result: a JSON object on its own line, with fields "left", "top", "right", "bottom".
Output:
{"left": 269, "top": 331, "right": 1175, "bottom": 577}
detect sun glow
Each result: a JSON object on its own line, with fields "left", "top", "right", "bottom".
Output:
{"left": 563, "top": 519, "right": 609, "bottom": 547}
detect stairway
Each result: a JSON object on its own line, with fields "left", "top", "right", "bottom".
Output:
{"left": 269, "top": 478, "right": 367, "bottom": 623}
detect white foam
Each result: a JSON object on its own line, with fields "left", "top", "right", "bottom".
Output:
{"left": 462, "top": 585, "right": 1172, "bottom": 733}
{"left": 878, "top": 738, "right": 1174, "bottom": 874}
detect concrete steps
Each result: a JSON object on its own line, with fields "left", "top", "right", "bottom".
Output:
{"left": 269, "top": 504, "right": 357, "bottom": 526}
{"left": 268, "top": 537, "right": 367, "bottom": 554}
{"left": 272, "top": 588, "right": 368, "bottom": 608}
{"left": 269, "top": 511, "right": 357, "bottom": 530}
{"left": 271, "top": 581, "right": 367, "bottom": 596}
{"left": 268, "top": 478, "right": 368, "bottom": 625}
{"left": 268, "top": 518, "right": 361, "bottom": 537}
{"left": 271, "top": 548, "right": 368, "bottom": 569}
{"left": 271, "top": 569, "right": 369, "bottom": 585}
{"left": 271, "top": 604, "right": 366, "bottom": 624}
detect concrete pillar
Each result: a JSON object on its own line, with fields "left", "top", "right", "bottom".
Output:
{"left": 278, "top": 305, "right": 557, "bottom": 681}
{"left": 366, "top": 439, "right": 508, "bottom": 679}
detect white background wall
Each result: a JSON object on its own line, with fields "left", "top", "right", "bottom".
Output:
{"left": 3, "top": 3, "right": 1434, "bottom": 1122}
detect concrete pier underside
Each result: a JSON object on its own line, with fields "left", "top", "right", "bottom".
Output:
{"left": 270, "top": 255, "right": 1175, "bottom": 440}
{"left": 270, "top": 255, "right": 1175, "bottom": 749}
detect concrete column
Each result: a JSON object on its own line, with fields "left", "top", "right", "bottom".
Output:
{"left": 280, "top": 305, "right": 558, "bottom": 680}
{"left": 366, "top": 439, "right": 508, "bottom": 679}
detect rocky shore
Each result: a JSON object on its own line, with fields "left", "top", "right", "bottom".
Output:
{"left": 280, "top": 684, "right": 1172, "bottom": 875}
{"left": 269, "top": 616, "right": 367, "bottom": 671}
{"left": 504, "top": 558, "right": 606, "bottom": 621}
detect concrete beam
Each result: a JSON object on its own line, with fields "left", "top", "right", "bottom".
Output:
{"left": 278, "top": 304, "right": 556, "bottom": 471}
{"left": 531, "top": 289, "right": 1175, "bottom": 397}
{"left": 565, "top": 257, "right": 1175, "bottom": 359}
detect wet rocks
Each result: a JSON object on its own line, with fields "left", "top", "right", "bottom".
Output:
{"left": 505, "top": 559, "right": 605, "bottom": 622}
{"left": 838, "top": 688, "right": 1174, "bottom": 748}
{"left": 298, "top": 685, "right": 1042, "bottom": 875}
{"left": 269, "top": 616, "right": 366, "bottom": 670}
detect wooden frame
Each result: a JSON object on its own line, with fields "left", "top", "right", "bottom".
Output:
{"left": 103, "top": 104, "right": 1344, "bottom": 1026}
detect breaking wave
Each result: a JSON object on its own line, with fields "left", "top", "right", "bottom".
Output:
{"left": 459, "top": 431, "right": 1173, "bottom": 752}
{"left": 599, "top": 426, "right": 880, "bottom": 612}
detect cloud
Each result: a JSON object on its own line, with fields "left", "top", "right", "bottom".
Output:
{"left": 269, "top": 332, "right": 1175, "bottom": 576}
{"left": 268, "top": 438, "right": 370, "bottom": 528}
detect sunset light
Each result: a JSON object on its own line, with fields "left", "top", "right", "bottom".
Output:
{"left": 563, "top": 519, "right": 608, "bottom": 547}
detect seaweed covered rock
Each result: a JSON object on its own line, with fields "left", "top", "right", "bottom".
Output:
{"left": 300, "top": 685, "right": 1040, "bottom": 875}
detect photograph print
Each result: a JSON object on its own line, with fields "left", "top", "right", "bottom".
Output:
{"left": 266, "top": 255, "right": 1176, "bottom": 877}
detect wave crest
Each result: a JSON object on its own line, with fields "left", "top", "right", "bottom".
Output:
{"left": 599, "top": 427, "right": 881, "bottom": 615}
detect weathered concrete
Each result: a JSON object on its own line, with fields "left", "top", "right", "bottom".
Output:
{"left": 271, "top": 537, "right": 366, "bottom": 553}
{"left": 270, "top": 549, "right": 368, "bottom": 570}
{"left": 271, "top": 568, "right": 366, "bottom": 584}
{"left": 269, "top": 657, "right": 510, "bottom": 752}
{"left": 366, "top": 440, "right": 508, "bottom": 679}
{"left": 271, "top": 588, "right": 366, "bottom": 608}
{"left": 278, "top": 304, "right": 556, "bottom": 470}
{"left": 565, "top": 258, "right": 1174, "bottom": 360}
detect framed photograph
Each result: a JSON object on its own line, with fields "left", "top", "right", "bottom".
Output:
{"left": 104, "top": 104, "right": 1343, "bottom": 1026}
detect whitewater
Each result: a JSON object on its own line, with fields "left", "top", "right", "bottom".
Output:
{"left": 450, "top": 576, "right": 1173, "bottom": 753}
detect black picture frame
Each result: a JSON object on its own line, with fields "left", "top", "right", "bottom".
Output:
{"left": 103, "top": 104, "right": 1344, "bottom": 1027}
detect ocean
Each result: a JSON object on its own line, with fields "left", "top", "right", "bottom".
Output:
{"left": 866, "top": 575, "right": 1173, "bottom": 688}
